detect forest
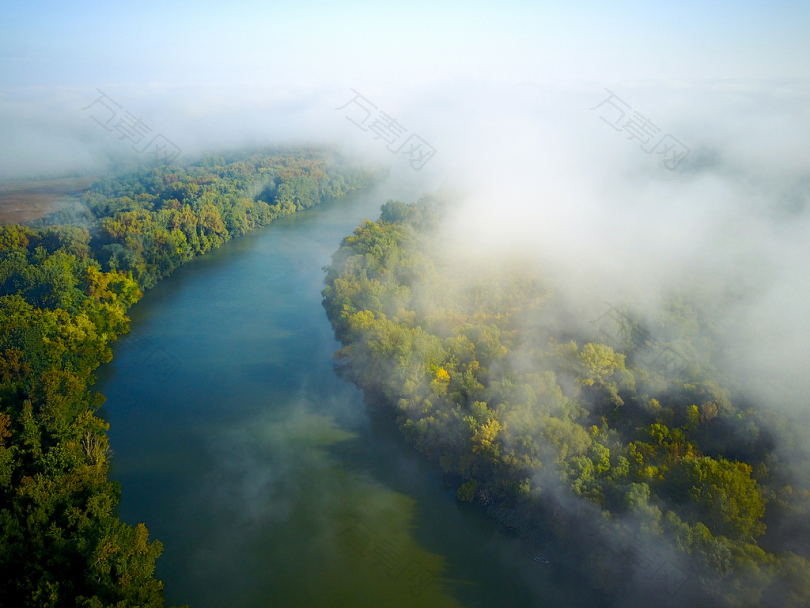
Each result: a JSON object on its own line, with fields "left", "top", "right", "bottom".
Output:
{"left": 322, "top": 198, "right": 810, "bottom": 608}
{"left": 0, "top": 149, "right": 376, "bottom": 607}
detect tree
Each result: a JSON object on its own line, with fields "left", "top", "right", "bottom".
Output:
{"left": 666, "top": 456, "right": 767, "bottom": 541}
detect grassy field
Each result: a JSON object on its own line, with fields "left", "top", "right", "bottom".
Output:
{"left": 0, "top": 175, "right": 98, "bottom": 224}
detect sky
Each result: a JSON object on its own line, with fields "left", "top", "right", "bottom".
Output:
{"left": 2, "top": 0, "right": 809, "bottom": 177}
{"left": 1, "top": 0, "right": 810, "bottom": 418}
{"left": 2, "top": 0, "right": 809, "bottom": 87}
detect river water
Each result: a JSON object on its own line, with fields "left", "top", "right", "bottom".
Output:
{"left": 95, "top": 183, "right": 602, "bottom": 608}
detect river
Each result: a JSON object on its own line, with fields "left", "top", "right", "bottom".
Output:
{"left": 95, "top": 183, "right": 603, "bottom": 608}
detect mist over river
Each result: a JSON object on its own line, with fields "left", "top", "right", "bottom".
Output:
{"left": 95, "top": 183, "right": 602, "bottom": 608}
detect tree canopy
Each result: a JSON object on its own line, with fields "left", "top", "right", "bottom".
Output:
{"left": 0, "top": 148, "right": 376, "bottom": 607}
{"left": 323, "top": 197, "right": 810, "bottom": 608}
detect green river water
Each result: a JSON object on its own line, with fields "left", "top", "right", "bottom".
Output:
{"left": 95, "top": 183, "right": 602, "bottom": 608}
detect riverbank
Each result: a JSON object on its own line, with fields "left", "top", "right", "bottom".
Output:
{"left": 0, "top": 149, "right": 377, "bottom": 607}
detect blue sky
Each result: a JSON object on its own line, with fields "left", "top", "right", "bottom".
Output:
{"left": 1, "top": 0, "right": 808, "bottom": 89}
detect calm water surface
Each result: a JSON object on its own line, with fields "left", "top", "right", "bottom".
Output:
{"left": 96, "top": 184, "right": 602, "bottom": 608}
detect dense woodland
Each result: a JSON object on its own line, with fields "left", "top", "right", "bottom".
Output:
{"left": 323, "top": 198, "right": 810, "bottom": 608}
{"left": 0, "top": 150, "right": 375, "bottom": 607}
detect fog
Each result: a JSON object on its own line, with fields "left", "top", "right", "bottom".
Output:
{"left": 3, "top": 0, "right": 810, "bottom": 604}
{"left": 4, "top": 0, "right": 809, "bottom": 478}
